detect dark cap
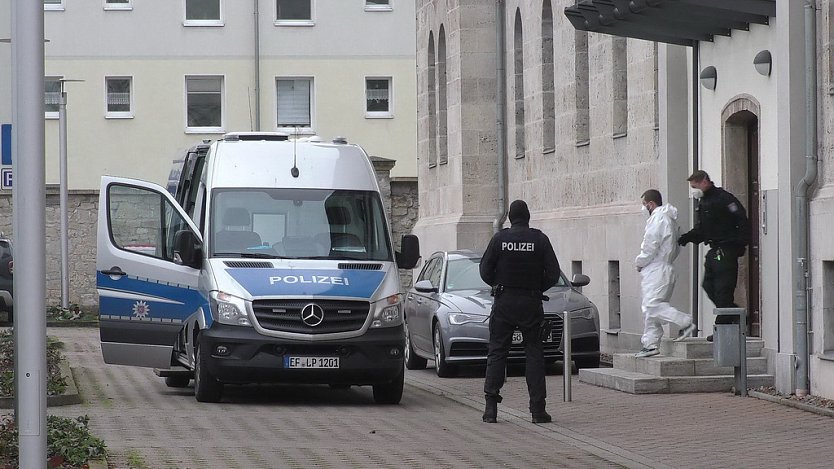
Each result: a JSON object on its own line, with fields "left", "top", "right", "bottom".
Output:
{"left": 508, "top": 199, "right": 530, "bottom": 225}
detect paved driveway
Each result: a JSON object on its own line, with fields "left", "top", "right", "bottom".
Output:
{"left": 46, "top": 327, "right": 619, "bottom": 468}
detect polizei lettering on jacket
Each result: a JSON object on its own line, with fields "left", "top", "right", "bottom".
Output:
{"left": 269, "top": 275, "right": 351, "bottom": 286}
{"left": 501, "top": 242, "right": 535, "bottom": 252}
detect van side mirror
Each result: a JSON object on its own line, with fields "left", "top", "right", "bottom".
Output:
{"left": 571, "top": 274, "right": 590, "bottom": 288}
{"left": 396, "top": 234, "right": 420, "bottom": 269}
{"left": 173, "top": 230, "right": 203, "bottom": 269}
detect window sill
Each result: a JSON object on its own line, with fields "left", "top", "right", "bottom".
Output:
{"left": 819, "top": 352, "right": 834, "bottom": 362}
{"left": 185, "top": 127, "right": 225, "bottom": 134}
{"left": 365, "top": 112, "right": 394, "bottom": 119}
{"left": 543, "top": 147, "right": 556, "bottom": 155}
{"left": 104, "top": 6, "right": 132, "bottom": 11}
{"left": 428, "top": 163, "right": 437, "bottom": 169}
{"left": 365, "top": 6, "right": 393, "bottom": 12}
{"left": 514, "top": 154, "right": 525, "bottom": 160}
{"left": 105, "top": 113, "right": 135, "bottom": 119}
{"left": 275, "top": 20, "right": 315, "bottom": 27}
{"left": 44, "top": 6, "right": 65, "bottom": 12}
{"left": 601, "top": 328, "right": 620, "bottom": 336}
{"left": 276, "top": 127, "right": 315, "bottom": 136}
{"left": 612, "top": 132, "right": 628, "bottom": 140}
{"left": 575, "top": 139, "right": 590, "bottom": 148}
{"left": 183, "top": 20, "right": 224, "bottom": 27}
{"left": 45, "top": 114, "right": 59, "bottom": 120}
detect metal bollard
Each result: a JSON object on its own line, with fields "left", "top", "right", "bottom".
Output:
{"left": 563, "top": 310, "right": 572, "bottom": 402}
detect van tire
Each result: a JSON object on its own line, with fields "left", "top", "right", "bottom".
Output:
{"left": 165, "top": 376, "right": 191, "bottom": 388}
{"left": 372, "top": 367, "right": 404, "bottom": 405}
{"left": 194, "top": 341, "right": 223, "bottom": 403}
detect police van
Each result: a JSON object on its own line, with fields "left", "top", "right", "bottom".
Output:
{"left": 96, "top": 132, "right": 420, "bottom": 403}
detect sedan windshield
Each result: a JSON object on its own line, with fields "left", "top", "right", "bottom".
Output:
{"left": 211, "top": 188, "right": 392, "bottom": 261}
{"left": 445, "top": 257, "right": 569, "bottom": 292}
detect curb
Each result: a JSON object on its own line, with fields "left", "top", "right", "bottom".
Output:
{"left": 749, "top": 390, "right": 834, "bottom": 418}
{"left": 405, "top": 374, "right": 673, "bottom": 469}
{"left": 46, "top": 321, "right": 99, "bottom": 328}
{"left": 0, "top": 360, "right": 81, "bottom": 409}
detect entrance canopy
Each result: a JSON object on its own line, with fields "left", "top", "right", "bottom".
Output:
{"left": 564, "top": 0, "right": 776, "bottom": 47}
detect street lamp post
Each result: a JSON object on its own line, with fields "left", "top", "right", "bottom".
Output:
{"left": 57, "top": 79, "right": 82, "bottom": 309}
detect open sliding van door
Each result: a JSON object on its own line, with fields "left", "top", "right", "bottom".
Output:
{"left": 97, "top": 176, "right": 207, "bottom": 368}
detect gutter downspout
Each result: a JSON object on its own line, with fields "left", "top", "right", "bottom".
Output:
{"left": 691, "top": 42, "right": 700, "bottom": 331}
{"left": 254, "top": 0, "right": 261, "bottom": 131}
{"left": 794, "top": 0, "right": 818, "bottom": 397}
{"left": 493, "top": 0, "right": 508, "bottom": 233}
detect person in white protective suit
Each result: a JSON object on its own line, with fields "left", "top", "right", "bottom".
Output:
{"left": 634, "top": 189, "right": 696, "bottom": 358}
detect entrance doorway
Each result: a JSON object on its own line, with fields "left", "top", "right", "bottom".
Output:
{"left": 722, "top": 108, "right": 761, "bottom": 337}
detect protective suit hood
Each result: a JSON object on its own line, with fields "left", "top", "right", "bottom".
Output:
{"left": 651, "top": 203, "right": 677, "bottom": 221}
{"left": 635, "top": 203, "right": 681, "bottom": 269}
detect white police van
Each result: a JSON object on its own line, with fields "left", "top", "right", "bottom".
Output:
{"left": 97, "top": 132, "right": 420, "bottom": 403}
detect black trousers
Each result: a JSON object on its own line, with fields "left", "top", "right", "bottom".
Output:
{"left": 483, "top": 292, "right": 546, "bottom": 412}
{"left": 703, "top": 246, "right": 740, "bottom": 325}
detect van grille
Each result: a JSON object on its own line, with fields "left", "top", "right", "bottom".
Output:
{"left": 338, "top": 263, "right": 382, "bottom": 270}
{"left": 252, "top": 299, "right": 370, "bottom": 334}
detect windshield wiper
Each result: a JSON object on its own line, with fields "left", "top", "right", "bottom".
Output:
{"left": 214, "top": 252, "right": 294, "bottom": 259}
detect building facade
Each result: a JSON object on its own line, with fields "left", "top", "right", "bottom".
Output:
{"left": 0, "top": 0, "right": 418, "bottom": 305}
{"left": 415, "top": 0, "right": 834, "bottom": 400}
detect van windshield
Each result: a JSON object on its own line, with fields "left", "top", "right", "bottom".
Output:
{"left": 211, "top": 188, "right": 393, "bottom": 261}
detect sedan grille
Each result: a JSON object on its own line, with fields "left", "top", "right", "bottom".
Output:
{"left": 448, "top": 313, "right": 565, "bottom": 358}
{"left": 252, "top": 299, "right": 370, "bottom": 334}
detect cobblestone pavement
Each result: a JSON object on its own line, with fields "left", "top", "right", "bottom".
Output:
{"left": 405, "top": 364, "right": 834, "bottom": 469}
{"left": 44, "top": 328, "right": 622, "bottom": 468}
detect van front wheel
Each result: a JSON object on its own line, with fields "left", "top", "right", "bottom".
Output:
{"left": 372, "top": 367, "right": 404, "bottom": 404}
{"left": 194, "top": 341, "right": 223, "bottom": 403}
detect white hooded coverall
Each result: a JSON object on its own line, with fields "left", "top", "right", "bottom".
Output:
{"left": 635, "top": 204, "right": 693, "bottom": 349}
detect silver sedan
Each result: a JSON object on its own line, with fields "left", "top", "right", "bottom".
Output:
{"left": 403, "top": 250, "right": 600, "bottom": 377}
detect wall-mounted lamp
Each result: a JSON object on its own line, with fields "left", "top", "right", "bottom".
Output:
{"left": 699, "top": 66, "right": 717, "bottom": 90}
{"left": 753, "top": 50, "right": 772, "bottom": 76}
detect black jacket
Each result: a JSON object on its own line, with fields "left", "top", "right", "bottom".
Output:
{"left": 680, "top": 186, "right": 751, "bottom": 249}
{"left": 479, "top": 222, "right": 560, "bottom": 292}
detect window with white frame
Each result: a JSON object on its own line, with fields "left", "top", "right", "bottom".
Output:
{"left": 276, "top": 78, "right": 313, "bottom": 132}
{"left": 44, "top": 77, "right": 62, "bottom": 118}
{"left": 104, "top": 0, "right": 132, "bottom": 10}
{"left": 365, "top": 0, "right": 391, "bottom": 11}
{"left": 105, "top": 77, "right": 133, "bottom": 118}
{"left": 44, "top": 0, "right": 64, "bottom": 11}
{"left": 365, "top": 77, "right": 392, "bottom": 118}
{"left": 185, "top": 0, "right": 222, "bottom": 26}
{"left": 276, "top": 0, "right": 313, "bottom": 25}
{"left": 186, "top": 76, "right": 224, "bottom": 131}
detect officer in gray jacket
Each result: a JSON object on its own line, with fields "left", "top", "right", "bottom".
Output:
{"left": 479, "top": 200, "right": 560, "bottom": 424}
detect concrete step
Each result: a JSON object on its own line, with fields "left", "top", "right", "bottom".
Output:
{"left": 660, "top": 337, "right": 764, "bottom": 359}
{"left": 613, "top": 353, "right": 769, "bottom": 377}
{"left": 578, "top": 367, "right": 774, "bottom": 394}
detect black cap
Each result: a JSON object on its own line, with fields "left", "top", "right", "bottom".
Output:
{"left": 508, "top": 199, "right": 530, "bottom": 225}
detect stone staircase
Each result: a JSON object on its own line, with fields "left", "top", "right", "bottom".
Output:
{"left": 578, "top": 337, "right": 774, "bottom": 394}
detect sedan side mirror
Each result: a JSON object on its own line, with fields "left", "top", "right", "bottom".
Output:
{"left": 414, "top": 279, "right": 438, "bottom": 293}
{"left": 571, "top": 274, "right": 590, "bottom": 288}
{"left": 173, "top": 230, "right": 203, "bottom": 269}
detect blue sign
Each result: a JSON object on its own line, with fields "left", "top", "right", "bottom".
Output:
{"left": 1, "top": 124, "right": 10, "bottom": 165}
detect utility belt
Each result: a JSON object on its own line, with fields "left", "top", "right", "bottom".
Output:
{"left": 491, "top": 284, "right": 549, "bottom": 301}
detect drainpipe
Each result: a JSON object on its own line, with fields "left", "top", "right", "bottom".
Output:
{"left": 794, "top": 0, "right": 818, "bottom": 398}
{"left": 493, "top": 0, "right": 508, "bottom": 233}
{"left": 254, "top": 0, "right": 261, "bottom": 131}
{"left": 691, "top": 42, "right": 700, "bottom": 331}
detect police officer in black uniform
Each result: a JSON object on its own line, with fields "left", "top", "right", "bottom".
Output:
{"left": 677, "top": 170, "right": 751, "bottom": 340}
{"left": 479, "top": 200, "right": 560, "bottom": 424}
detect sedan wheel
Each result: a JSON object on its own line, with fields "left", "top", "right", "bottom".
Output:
{"left": 433, "top": 325, "right": 457, "bottom": 378}
{"left": 404, "top": 320, "right": 427, "bottom": 370}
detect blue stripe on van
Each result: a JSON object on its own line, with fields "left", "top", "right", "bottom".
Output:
{"left": 226, "top": 268, "right": 386, "bottom": 299}
{"left": 97, "top": 272, "right": 207, "bottom": 322}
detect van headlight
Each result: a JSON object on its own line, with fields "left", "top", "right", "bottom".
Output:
{"left": 210, "top": 291, "right": 251, "bottom": 326}
{"left": 371, "top": 294, "right": 402, "bottom": 328}
{"left": 448, "top": 313, "right": 489, "bottom": 325}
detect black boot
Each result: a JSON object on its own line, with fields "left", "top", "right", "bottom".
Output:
{"left": 531, "top": 400, "right": 551, "bottom": 423}
{"left": 482, "top": 395, "right": 501, "bottom": 423}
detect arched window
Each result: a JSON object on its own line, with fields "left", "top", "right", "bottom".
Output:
{"left": 438, "top": 25, "right": 448, "bottom": 165}
{"left": 513, "top": 9, "right": 525, "bottom": 159}
{"left": 541, "top": 1, "right": 555, "bottom": 153}
{"left": 428, "top": 32, "right": 437, "bottom": 167}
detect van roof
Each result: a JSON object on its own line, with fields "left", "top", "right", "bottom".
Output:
{"left": 207, "top": 139, "right": 379, "bottom": 191}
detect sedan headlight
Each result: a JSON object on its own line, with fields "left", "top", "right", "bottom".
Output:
{"left": 210, "top": 291, "right": 251, "bottom": 326}
{"left": 371, "top": 294, "right": 402, "bottom": 328}
{"left": 573, "top": 307, "right": 596, "bottom": 320}
{"left": 448, "top": 313, "right": 489, "bottom": 326}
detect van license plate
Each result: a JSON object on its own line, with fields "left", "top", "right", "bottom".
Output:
{"left": 284, "top": 356, "right": 340, "bottom": 369}
{"left": 512, "top": 331, "right": 523, "bottom": 344}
